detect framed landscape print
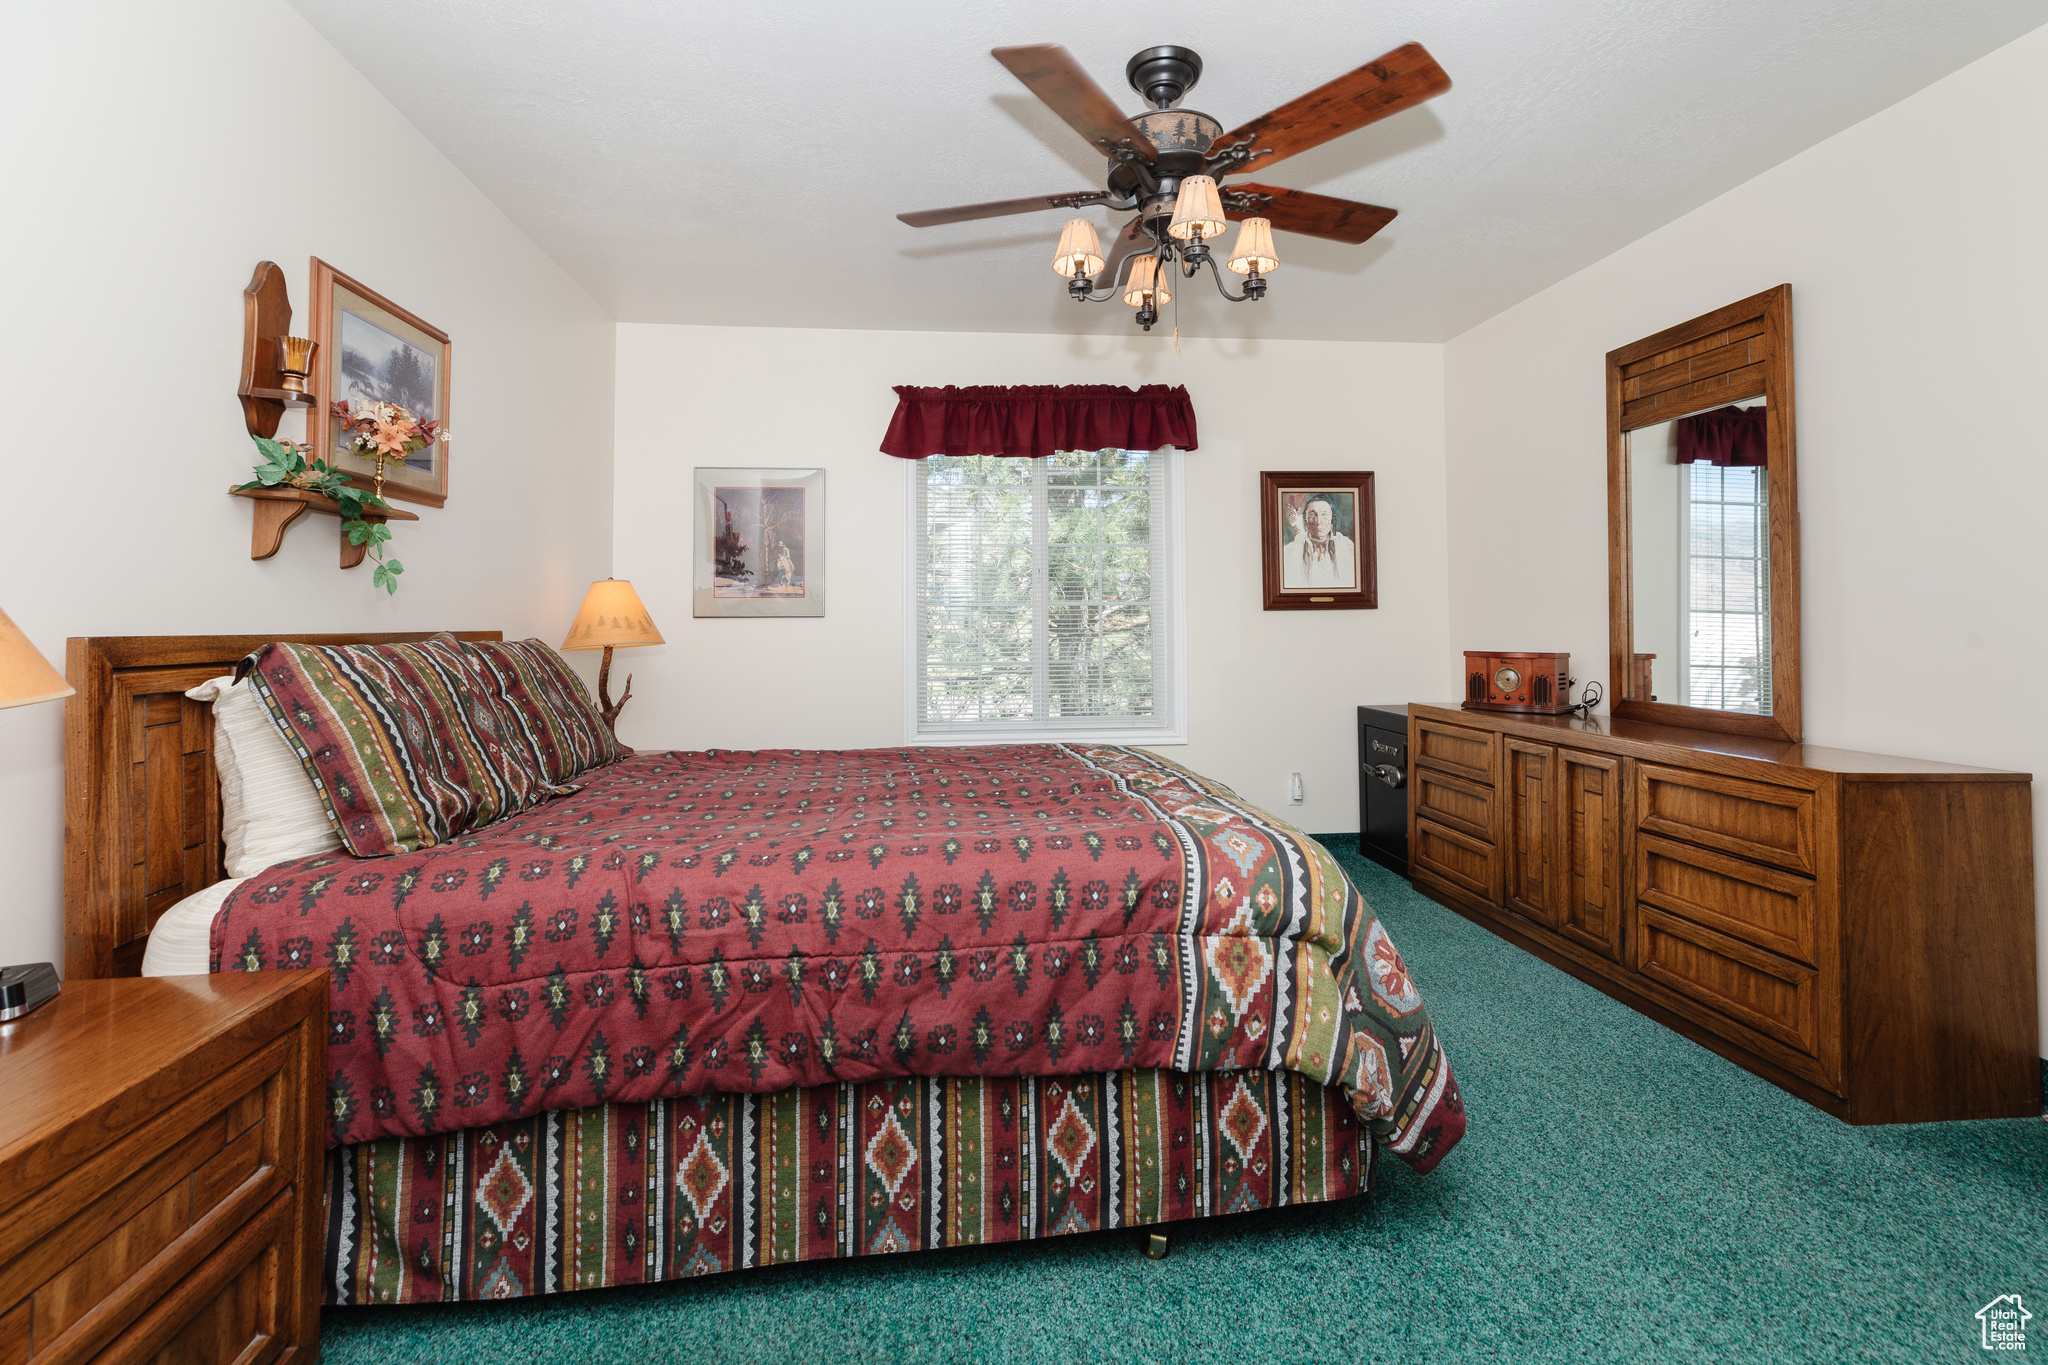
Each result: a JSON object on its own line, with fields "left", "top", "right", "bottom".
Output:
{"left": 1259, "top": 470, "right": 1377, "bottom": 610}
{"left": 693, "top": 467, "right": 825, "bottom": 617}
{"left": 309, "top": 257, "right": 452, "bottom": 508}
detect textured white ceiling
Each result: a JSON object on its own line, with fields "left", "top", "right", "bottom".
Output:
{"left": 286, "top": 0, "right": 2042, "bottom": 342}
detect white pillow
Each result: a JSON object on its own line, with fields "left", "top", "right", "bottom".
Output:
{"left": 141, "top": 876, "right": 246, "bottom": 976}
{"left": 187, "top": 674, "right": 341, "bottom": 877}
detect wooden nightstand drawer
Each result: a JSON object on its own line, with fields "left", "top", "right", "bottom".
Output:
{"left": 103, "top": 1187, "right": 297, "bottom": 1364}
{"left": 0, "top": 974, "right": 324, "bottom": 1364}
{"left": 4, "top": 1042, "right": 290, "bottom": 1356}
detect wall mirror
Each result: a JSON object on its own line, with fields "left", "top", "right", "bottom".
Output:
{"left": 1607, "top": 284, "right": 1800, "bottom": 741}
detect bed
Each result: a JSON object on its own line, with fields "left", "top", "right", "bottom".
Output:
{"left": 64, "top": 631, "right": 1464, "bottom": 1306}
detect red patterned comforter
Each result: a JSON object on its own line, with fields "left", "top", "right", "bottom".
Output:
{"left": 214, "top": 744, "right": 1464, "bottom": 1172}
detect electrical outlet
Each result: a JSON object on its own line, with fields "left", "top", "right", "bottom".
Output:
{"left": 1287, "top": 772, "right": 1304, "bottom": 805}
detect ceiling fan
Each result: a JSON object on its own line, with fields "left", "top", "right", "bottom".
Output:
{"left": 898, "top": 41, "right": 1452, "bottom": 330}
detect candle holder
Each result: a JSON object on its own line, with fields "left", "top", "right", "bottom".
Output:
{"left": 278, "top": 336, "right": 317, "bottom": 395}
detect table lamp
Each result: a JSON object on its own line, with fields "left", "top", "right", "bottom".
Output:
{"left": 561, "top": 578, "right": 664, "bottom": 738}
{"left": 1, "top": 606, "right": 73, "bottom": 1021}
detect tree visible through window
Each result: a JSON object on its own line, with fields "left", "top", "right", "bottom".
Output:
{"left": 1682, "top": 462, "right": 1771, "bottom": 713}
{"left": 913, "top": 449, "right": 1180, "bottom": 739}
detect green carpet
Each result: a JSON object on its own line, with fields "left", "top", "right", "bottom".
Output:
{"left": 321, "top": 845, "right": 2046, "bottom": 1364}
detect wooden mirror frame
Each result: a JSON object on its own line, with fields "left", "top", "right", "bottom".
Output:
{"left": 1607, "top": 284, "right": 1800, "bottom": 742}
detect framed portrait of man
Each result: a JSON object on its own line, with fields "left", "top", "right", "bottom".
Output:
{"left": 1259, "top": 470, "right": 1377, "bottom": 610}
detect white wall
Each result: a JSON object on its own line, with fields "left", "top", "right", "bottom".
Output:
{"left": 1443, "top": 29, "right": 2048, "bottom": 1046}
{"left": 612, "top": 325, "right": 1451, "bottom": 835}
{"left": 0, "top": 0, "right": 616, "bottom": 971}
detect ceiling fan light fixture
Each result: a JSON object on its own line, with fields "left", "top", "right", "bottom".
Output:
{"left": 1123, "top": 254, "right": 1170, "bottom": 306}
{"left": 1051, "top": 217, "right": 1107, "bottom": 279}
{"left": 1226, "top": 217, "right": 1279, "bottom": 274}
{"left": 1168, "top": 175, "right": 1227, "bottom": 241}
{"left": 905, "top": 42, "right": 1448, "bottom": 327}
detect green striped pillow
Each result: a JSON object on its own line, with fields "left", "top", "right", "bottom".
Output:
{"left": 459, "top": 638, "right": 622, "bottom": 785}
{"left": 244, "top": 635, "right": 550, "bottom": 857}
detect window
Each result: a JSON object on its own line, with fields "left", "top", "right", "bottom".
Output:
{"left": 1680, "top": 462, "right": 1771, "bottom": 713}
{"left": 909, "top": 448, "right": 1184, "bottom": 743}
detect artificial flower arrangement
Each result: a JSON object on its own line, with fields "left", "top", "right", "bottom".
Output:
{"left": 236, "top": 401, "right": 445, "bottom": 594}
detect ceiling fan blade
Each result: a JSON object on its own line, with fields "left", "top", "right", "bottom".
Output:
{"left": 1099, "top": 216, "right": 1150, "bottom": 280}
{"left": 1211, "top": 42, "right": 1450, "bottom": 172}
{"left": 898, "top": 191, "right": 1114, "bottom": 228}
{"left": 1221, "top": 183, "right": 1396, "bottom": 245}
{"left": 992, "top": 44, "right": 1159, "bottom": 160}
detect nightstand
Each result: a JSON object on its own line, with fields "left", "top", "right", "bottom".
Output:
{"left": 0, "top": 972, "right": 326, "bottom": 1362}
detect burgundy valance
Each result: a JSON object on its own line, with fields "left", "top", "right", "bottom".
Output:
{"left": 880, "top": 384, "right": 1199, "bottom": 459}
{"left": 1676, "top": 404, "right": 1767, "bottom": 467}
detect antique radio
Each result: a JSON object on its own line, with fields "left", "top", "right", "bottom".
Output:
{"left": 1462, "top": 651, "right": 1572, "bottom": 714}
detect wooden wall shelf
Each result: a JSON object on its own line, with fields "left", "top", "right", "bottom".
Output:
{"left": 233, "top": 260, "right": 421, "bottom": 577}
{"left": 231, "top": 486, "right": 417, "bottom": 567}
{"left": 247, "top": 386, "right": 317, "bottom": 408}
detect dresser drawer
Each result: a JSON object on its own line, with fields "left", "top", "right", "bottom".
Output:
{"left": 1414, "top": 817, "right": 1499, "bottom": 902}
{"left": 1635, "top": 764, "right": 1818, "bottom": 874}
{"left": 1413, "top": 766, "right": 1495, "bottom": 842}
{"left": 1636, "top": 834, "right": 1819, "bottom": 965}
{"left": 1414, "top": 719, "right": 1498, "bottom": 786}
{"left": 1632, "top": 905, "right": 1834, "bottom": 1088}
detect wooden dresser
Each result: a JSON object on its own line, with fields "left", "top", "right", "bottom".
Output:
{"left": 0, "top": 973, "right": 325, "bottom": 1363}
{"left": 1406, "top": 703, "right": 2039, "bottom": 1123}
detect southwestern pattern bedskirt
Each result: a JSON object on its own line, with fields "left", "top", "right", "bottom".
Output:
{"left": 323, "top": 1067, "right": 1372, "bottom": 1304}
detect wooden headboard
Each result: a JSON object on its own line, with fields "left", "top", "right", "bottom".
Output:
{"left": 63, "top": 631, "right": 502, "bottom": 979}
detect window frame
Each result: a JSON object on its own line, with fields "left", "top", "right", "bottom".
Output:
{"left": 1676, "top": 460, "right": 1772, "bottom": 715}
{"left": 901, "top": 448, "right": 1188, "bottom": 747}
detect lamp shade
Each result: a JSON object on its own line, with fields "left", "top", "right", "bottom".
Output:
{"left": 1123, "top": 253, "right": 1171, "bottom": 307}
{"left": 0, "top": 607, "right": 71, "bottom": 709}
{"left": 1167, "top": 175, "right": 1226, "bottom": 241}
{"left": 1050, "top": 218, "right": 1106, "bottom": 279}
{"left": 562, "top": 579, "right": 665, "bottom": 651}
{"left": 1226, "top": 216, "right": 1279, "bottom": 274}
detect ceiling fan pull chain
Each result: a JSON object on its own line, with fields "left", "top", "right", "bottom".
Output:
{"left": 1172, "top": 260, "right": 1182, "bottom": 357}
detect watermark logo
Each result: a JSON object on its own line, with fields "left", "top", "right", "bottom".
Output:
{"left": 1978, "top": 1295, "right": 2031, "bottom": 1352}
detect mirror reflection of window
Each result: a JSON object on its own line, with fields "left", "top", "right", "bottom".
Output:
{"left": 1628, "top": 397, "right": 1770, "bottom": 715}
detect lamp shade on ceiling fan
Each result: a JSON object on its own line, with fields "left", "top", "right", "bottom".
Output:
{"left": 1226, "top": 217, "right": 1279, "bottom": 274}
{"left": 1123, "top": 254, "right": 1170, "bottom": 307}
{"left": 1050, "top": 218, "right": 1106, "bottom": 278}
{"left": 562, "top": 579, "right": 665, "bottom": 651}
{"left": 1168, "top": 175, "right": 1227, "bottom": 241}
{"left": 0, "top": 607, "right": 71, "bottom": 709}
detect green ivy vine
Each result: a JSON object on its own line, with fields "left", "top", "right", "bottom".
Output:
{"left": 236, "top": 436, "right": 406, "bottom": 593}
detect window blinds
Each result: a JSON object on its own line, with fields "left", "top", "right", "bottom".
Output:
{"left": 1681, "top": 462, "right": 1772, "bottom": 714}
{"left": 914, "top": 450, "right": 1177, "bottom": 738}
